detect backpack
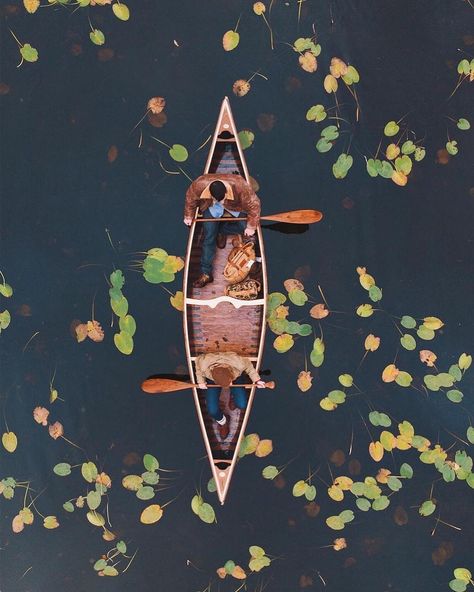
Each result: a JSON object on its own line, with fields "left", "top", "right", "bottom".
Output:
{"left": 223, "top": 236, "right": 256, "bottom": 285}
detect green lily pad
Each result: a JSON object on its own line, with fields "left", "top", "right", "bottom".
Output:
{"left": 20, "top": 43, "right": 39, "bottom": 62}
{"left": 366, "top": 158, "right": 379, "bottom": 177}
{"left": 400, "top": 334, "right": 416, "bottom": 350}
{"left": 262, "top": 465, "right": 279, "bottom": 480}
{"left": 419, "top": 500, "right": 436, "bottom": 516}
{"left": 368, "top": 285, "right": 382, "bottom": 302}
{"left": 0, "top": 283, "right": 13, "bottom": 297}
{"left": 417, "top": 325, "right": 435, "bottom": 340}
{"left": 53, "top": 463, "right": 72, "bottom": 476}
{"left": 169, "top": 144, "right": 188, "bottom": 162}
{"left": 238, "top": 130, "right": 255, "bottom": 150}
{"left": 288, "top": 289, "right": 308, "bottom": 306}
{"left": 119, "top": 314, "right": 136, "bottom": 336}
{"left": 198, "top": 502, "right": 215, "bottom": 523}
{"left": 446, "top": 389, "right": 463, "bottom": 403}
{"left": 136, "top": 486, "right": 155, "bottom": 500}
{"left": 89, "top": 29, "right": 105, "bottom": 46}
{"left": 321, "top": 125, "right": 339, "bottom": 141}
{"left": 356, "top": 497, "right": 371, "bottom": 511}
{"left": 112, "top": 2, "right": 130, "bottom": 20}
{"left": 414, "top": 147, "right": 426, "bottom": 161}
{"left": 316, "top": 138, "right": 333, "bottom": 153}
{"left": 372, "top": 495, "right": 390, "bottom": 510}
{"left": 114, "top": 331, "right": 134, "bottom": 355}
{"left": 0, "top": 310, "right": 11, "bottom": 330}
{"left": 446, "top": 140, "right": 458, "bottom": 156}
{"left": 457, "top": 118, "right": 470, "bottom": 130}
{"left": 111, "top": 295, "right": 128, "bottom": 318}
{"left": 143, "top": 453, "right": 159, "bottom": 471}
{"left": 384, "top": 121, "right": 400, "bottom": 137}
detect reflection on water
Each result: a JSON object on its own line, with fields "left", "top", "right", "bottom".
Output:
{"left": 1, "top": 0, "right": 474, "bottom": 590}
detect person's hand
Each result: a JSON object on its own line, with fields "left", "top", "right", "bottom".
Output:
{"left": 198, "top": 382, "right": 207, "bottom": 389}
{"left": 244, "top": 226, "right": 256, "bottom": 237}
{"left": 183, "top": 217, "right": 193, "bottom": 226}
{"left": 256, "top": 380, "right": 266, "bottom": 388}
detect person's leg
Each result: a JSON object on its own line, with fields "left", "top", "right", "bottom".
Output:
{"left": 230, "top": 374, "right": 248, "bottom": 410}
{"left": 204, "top": 384, "right": 224, "bottom": 421}
{"left": 200, "top": 209, "right": 219, "bottom": 275}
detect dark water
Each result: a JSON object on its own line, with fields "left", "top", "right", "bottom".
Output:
{"left": 1, "top": 1, "right": 473, "bottom": 591}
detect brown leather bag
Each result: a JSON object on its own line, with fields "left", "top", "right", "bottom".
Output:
{"left": 223, "top": 236, "right": 256, "bottom": 284}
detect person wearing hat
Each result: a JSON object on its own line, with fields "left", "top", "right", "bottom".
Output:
{"left": 195, "top": 351, "right": 265, "bottom": 439}
{"left": 183, "top": 175, "right": 261, "bottom": 288}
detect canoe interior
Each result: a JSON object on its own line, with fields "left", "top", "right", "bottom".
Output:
{"left": 186, "top": 132, "right": 264, "bottom": 462}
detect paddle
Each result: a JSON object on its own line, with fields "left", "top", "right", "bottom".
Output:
{"left": 141, "top": 378, "right": 276, "bottom": 394}
{"left": 194, "top": 209, "right": 323, "bottom": 225}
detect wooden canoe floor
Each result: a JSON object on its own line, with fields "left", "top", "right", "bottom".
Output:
{"left": 187, "top": 227, "right": 264, "bottom": 460}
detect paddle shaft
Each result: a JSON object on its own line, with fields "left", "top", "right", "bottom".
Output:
{"left": 141, "top": 378, "right": 275, "bottom": 394}
{"left": 192, "top": 209, "right": 322, "bottom": 224}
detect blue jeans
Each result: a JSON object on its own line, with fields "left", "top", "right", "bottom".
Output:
{"left": 200, "top": 209, "right": 246, "bottom": 275}
{"left": 203, "top": 374, "right": 247, "bottom": 420}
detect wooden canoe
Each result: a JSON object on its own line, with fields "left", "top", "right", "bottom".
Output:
{"left": 182, "top": 97, "right": 267, "bottom": 504}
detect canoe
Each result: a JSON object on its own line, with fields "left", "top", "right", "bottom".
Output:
{"left": 182, "top": 97, "right": 268, "bottom": 504}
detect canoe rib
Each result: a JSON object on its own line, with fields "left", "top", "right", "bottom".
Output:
{"left": 182, "top": 97, "right": 268, "bottom": 504}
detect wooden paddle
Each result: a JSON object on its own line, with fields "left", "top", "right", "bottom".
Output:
{"left": 193, "top": 209, "right": 323, "bottom": 225}
{"left": 141, "top": 378, "right": 276, "bottom": 394}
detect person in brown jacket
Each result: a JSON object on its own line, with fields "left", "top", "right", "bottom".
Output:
{"left": 195, "top": 351, "right": 265, "bottom": 440}
{"left": 183, "top": 175, "right": 261, "bottom": 288}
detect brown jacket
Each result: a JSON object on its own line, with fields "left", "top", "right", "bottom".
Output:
{"left": 184, "top": 174, "right": 261, "bottom": 230}
{"left": 195, "top": 352, "right": 260, "bottom": 385}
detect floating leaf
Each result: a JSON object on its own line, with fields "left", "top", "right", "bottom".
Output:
{"left": 391, "top": 170, "right": 408, "bottom": 187}
{"left": 310, "top": 303, "right": 329, "bottom": 319}
{"left": 43, "top": 516, "right": 59, "bottom": 529}
{"left": 382, "top": 364, "right": 399, "bottom": 383}
{"left": 365, "top": 334, "right": 380, "bottom": 352}
{"left": 297, "top": 370, "right": 313, "bottom": 392}
{"left": 306, "top": 104, "right": 327, "bottom": 122}
{"left": 122, "top": 474, "right": 143, "bottom": 491}
{"left": 417, "top": 325, "right": 435, "bottom": 340}
{"left": 238, "top": 129, "right": 255, "bottom": 150}
{"left": 419, "top": 350, "right": 437, "bottom": 367}
{"left": 112, "top": 3, "right": 130, "bottom": 21}
{"left": 89, "top": 29, "right": 105, "bottom": 46}
{"left": 119, "top": 314, "right": 136, "bottom": 336}
{"left": 147, "top": 97, "right": 166, "bottom": 115}
{"left": 2, "top": 431, "right": 17, "bottom": 453}
{"left": 293, "top": 480, "right": 308, "bottom": 497}
{"left": 288, "top": 289, "right": 307, "bottom": 306}
{"left": 342, "top": 65, "right": 360, "bottom": 84}
{"left": 170, "top": 291, "right": 184, "bottom": 312}
{"left": 446, "top": 140, "right": 458, "bottom": 156}
{"left": 446, "top": 389, "right": 463, "bottom": 403}
{"left": 222, "top": 30, "right": 240, "bottom": 51}
{"left": 81, "top": 462, "right": 98, "bottom": 483}
{"left": 400, "top": 463, "right": 413, "bottom": 479}
{"left": 423, "top": 316, "right": 444, "bottom": 330}
{"left": 320, "top": 397, "right": 337, "bottom": 411}
{"left": 253, "top": 1, "right": 266, "bottom": 15}
{"left": 87, "top": 491, "right": 101, "bottom": 511}
{"left": 368, "top": 285, "right": 382, "bottom": 302}
{"left": 332, "top": 153, "right": 353, "bottom": 179}
{"left": 400, "top": 315, "right": 416, "bottom": 329}
{"left": 140, "top": 504, "right": 163, "bottom": 524}
{"left": 262, "top": 465, "right": 279, "bottom": 480}
{"left": 454, "top": 568, "right": 472, "bottom": 583}
{"left": 198, "top": 502, "right": 215, "bottom": 524}
{"left": 372, "top": 495, "right": 390, "bottom": 511}
{"left": 169, "top": 144, "right": 188, "bottom": 162}
{"left": 356, "top": 304, "right": 374, "bottom": 317}
{"left": 0, "top": 283, "right": 13, "bottom": 297}
{"left": 273, "top": 334, "right": 294, "bottom": 353}
{"left": 23, "top": 0, "right": 40, "bottom": 13}
{"left": 458, "top": 353, "right": 472, "bottom": 370}
{"left": 414, "top": 147, "right": 426, "bottom": 161}
{"left": 419, "top": 500, "right": 436, "bottom": 516}
{"left": 316, "top": 138, "right": 333, "bottom": 153}
{"left": 338, "top": 374, "right": 353, "bottom": 387}
{"left": 114, "top": 331, "right": 134, "bottom": 355}
{"left": 53, "top": 463, "right": 71, "bottom": 477}
{"left": 457, "top": 118, "right": 470, "bottom": 130}
{"left": 87, "top": 320, "right": 104, "bottom": 342}
{"left": 321, "top": 125, "right": 339, "bottom": 141}
{"left": 324, "top": 74, "right": 338, "bottom": 93}
{"left": 386, "top": 144, "right": 400, "bottom": 160}
{"left": 328, "top": 390, "right": 346, "bottom": 404}
{"left": 0, "top": 310, "right": 11, "bottom": 330}
{"left": 48, "top": 421, "right": 63, "bottom": 440}
{"left": 401, "top": 140, "right": 416, "bottom": 155}
{"left": 255, "top": 439, "right": 273, "bottom": 457}
{"left": 326, "top": 515, "right": 345, "bottom": 530}
{"left": 369, "top": 441, "right": 384, "bottom": 462}
{"left": 299, "top": 51, "right": 317, "bottom": 73}
{"left": 136, "top": 486, "right": 155, "bottom": 500}
{"left": 20, "top": 43, "right": 39, "bottom": 63}
{"left": 384, "top": 121, "right": 400, "bottom": 137}
{"left": 233, "top": 79, "right": 250, "bottom": 97}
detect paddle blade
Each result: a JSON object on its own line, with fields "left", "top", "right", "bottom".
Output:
{"left": 264, "top": 381, "right": 276, "bottom": 389}
{"left": 262, "top": 209, "right": 323, "bottom": 224}
{"left": 141, "top": 378, "right": 194, "bottom": 394}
